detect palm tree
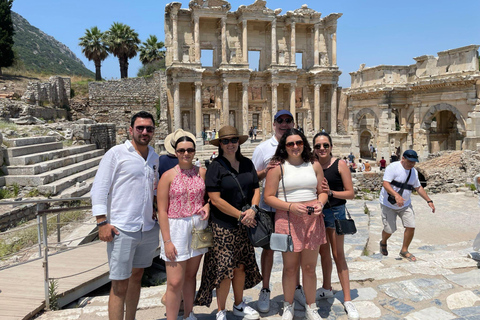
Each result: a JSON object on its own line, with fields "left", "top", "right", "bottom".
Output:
{"left": 139, "top": 35, "right": 165, "bottom": 65}
{"left": 78, "top": 26, "right": 108, "bottom": 81}
{"left": 104, "top": 22, "right": 140, "bottom": 78}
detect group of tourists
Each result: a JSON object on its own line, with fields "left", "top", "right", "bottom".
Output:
{"left": 91, "top": 110, "right": 436, "bottom": 320}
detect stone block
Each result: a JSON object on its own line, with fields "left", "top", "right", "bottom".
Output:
{"left": 446, "top": 290, "right": 480, "bottom": 310}
{"left": 404, "top": 307, "right": 457, "bottom": 320}
{"left": 445, "top": 270, "right": 480, "bottom": 288}
{"left": 378, "top": 278, "right": 453, "bottom": 302}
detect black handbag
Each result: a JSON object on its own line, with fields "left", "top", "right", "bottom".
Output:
{"left": 333, "top": 206, "right": 357, "bottom": 236}
{"left": 217, "top": 159, "right": 273, "bottom": 247}
{"left": 387, "top": 169, "right": 412, "bottom": 205}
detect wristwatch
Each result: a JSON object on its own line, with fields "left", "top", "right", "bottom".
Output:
{"left": 251, "top": 204, "right": 259, "bottom": 214}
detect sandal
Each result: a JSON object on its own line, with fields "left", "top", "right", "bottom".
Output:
{"left": 379, "top": 241, "right": 388, "bottom": 256}
{"left": 399, "top": 251, "right": 417, "bottom": 262}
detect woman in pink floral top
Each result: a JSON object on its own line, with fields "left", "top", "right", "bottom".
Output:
{"left": 157, "top": 132, "right": 210, "bottom": 320}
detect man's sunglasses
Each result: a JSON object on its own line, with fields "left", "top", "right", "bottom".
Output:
{"left": 276, "top": 118, "right": 293, "bottom": 124}
{"left": 176, "top": 148, "right": 196, "bottom": 154}
{"left": 134, "top": 126, "right": 155, "bottom": 133}
{"left": 221, "top": 137, "right": 239, "bottom": 145}
{"left": 286, "top": 140, "right": 304, "bottom": 148}
{"left": 314, "top": 143, "right": 330, "bottom": 149}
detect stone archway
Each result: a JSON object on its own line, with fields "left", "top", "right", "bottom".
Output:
{"left": 359, "top": 130, "right": 373, "bottom": 158}
{"left": 355, "top": 108, "right": 378, "bottom": 157}
{"left": 354, "top": 108, "right": 379, "bottom": 129}
{"left": 421, "top": 103, "right": 466, "bottom": 152}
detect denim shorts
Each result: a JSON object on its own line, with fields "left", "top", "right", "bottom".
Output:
{"left": 323, "top": 204, "right": 346, "bottom": 229}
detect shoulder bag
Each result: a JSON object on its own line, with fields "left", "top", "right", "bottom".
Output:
{"left": 333, "top": 205, "right": 357, "bottom": 236}
{"left": 217, "top": 158, "right": 273, "bottom": 247}
{"left": 269, "top": 164, "right": 294, "bottom": 252}
{"left": 387, "top": 169, "right": 412, "bottom": 205}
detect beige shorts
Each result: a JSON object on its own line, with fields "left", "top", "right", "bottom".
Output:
{"left": 380, "top": 204, "right": 415, "bottom": 234}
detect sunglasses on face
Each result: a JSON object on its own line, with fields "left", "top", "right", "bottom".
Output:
{"left": 221, "top": 137, "right": 239, "bottom": 145}
{"left": 286, "top": 140, "right": 304, "bottom": 148}
{"left": 176, "top": 148, "right": 195, "bottom": 154}
{"left": 276, "top": 118, "right": 293, "bottom": 124}
{"left": 134, "top": 126, "right": 155, "bottom": 133}
{"left": 314, "top": 143, "right": 330, "bottom": 150}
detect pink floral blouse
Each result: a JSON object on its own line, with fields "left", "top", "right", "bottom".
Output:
{"left": 167, "top": 165, "right": 205, "bottom": 218}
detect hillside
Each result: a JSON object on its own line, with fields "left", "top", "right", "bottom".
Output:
{"left": 11, "top": 12, "right": 94, "bottom": 78}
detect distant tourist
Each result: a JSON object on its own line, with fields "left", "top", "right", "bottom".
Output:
{"left": 91, "top": 111, "right": 159, "bottom": 320}
{"left": 390, "top": 152, "right": 398, "bottom": 163}
{"left": 253, "top": 126, "right": 258, "bottom": 140}
{"left": 379, "top": 150, "right": 435, "bottom": 262}
{"left": 358, "top": 159, "right": 365, "bottom": 172}
{"left": 364, "top": 160, "right": 371, "bottom": 172}
{"left": 379, "top": 157, "right": 387, "bottom": 171}
{"left": 249, "top": 126, "right": 254, "bottom": 142}
{"left": 195, "top": 158, "right": 201, "bottom": 167}
{"left": 369, "top": 144, "right": 375, "bottom": 159}
{"left": 348, "top": 152, "right": 355, "bottom": 163}
{"left": 210, "top": 151, "right": 217, "bottom": 161}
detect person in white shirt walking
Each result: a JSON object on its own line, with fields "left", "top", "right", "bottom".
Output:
{"left": 91, "top": 111, "right": 159, "bottom": 320}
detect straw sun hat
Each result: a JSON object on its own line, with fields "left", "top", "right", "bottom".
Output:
{"left": 209, "top": 126, "right": 248, "bottom": 147}
{"left": 164, "top": 129, "right": 196, "bottom": 155}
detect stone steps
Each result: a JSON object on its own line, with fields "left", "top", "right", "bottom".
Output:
{"left": 38, "top": 166, "right": 99, "bottom": 196}
{"left": 5, "top": 141, "right": 63, "bottom": 158}
{"left": 57, "top": 176, "right": 95, "bottom": 199}
{"left": 4, "top": 156, "right": 103, "bottom": 187}
{"left": 3, "top": 136, "right": 57, "bottom": 147}
{"left": 7, "top": 144, "right": 97, "bottom": 166}
{"left": 3, "top": 149, "right": 104, "bottom": 175}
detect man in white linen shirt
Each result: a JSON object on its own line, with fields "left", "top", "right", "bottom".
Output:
{"left": 91, "top": 111, "right": 159, "bottom": 320}
{"left": 252, "top": 110, "right": 305, "bottom": 313}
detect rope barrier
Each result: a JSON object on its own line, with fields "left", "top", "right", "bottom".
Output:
{"left": 49, "top": 261, "right": 108, "bottom": 280}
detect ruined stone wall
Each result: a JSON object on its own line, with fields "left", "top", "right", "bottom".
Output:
{"left": 21, "top": 76, "right": 71, "bottom": 107}
{"left": 72, "top": 122, "right": 116, "bottom": 150}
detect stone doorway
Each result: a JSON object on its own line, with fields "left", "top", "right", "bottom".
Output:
{"left": 359, "top": 131, "right": 372, "bottom": 158}
{"left": 182, "top": 111, "right": 191, "bottom": 132}
{"left": 428, "top": 110, "right": 464, "bottom": 152}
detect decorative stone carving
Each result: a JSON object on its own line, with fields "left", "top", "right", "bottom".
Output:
{"left": 189, "top": 0, "right": 231, "bottom": 11}
{"left": 238, "top": 0, "right": 274, "bottom": 14}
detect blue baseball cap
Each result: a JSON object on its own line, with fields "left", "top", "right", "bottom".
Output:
{"left": 403, "top": 150, "right": 419, "bottom": 162}
{"left": 274, "top": 110, "right": 293, "bottom": 121}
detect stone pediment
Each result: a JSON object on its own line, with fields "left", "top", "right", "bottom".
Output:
{"left": 189, "top": 0, "right": 231, "bottom": 11}
{"left": 237, "top": 0, "right": 276, "bottom": 15}
{"left": 287, "top": 4, "right": 321, "bottom": 19}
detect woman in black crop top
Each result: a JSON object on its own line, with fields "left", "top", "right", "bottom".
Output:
{"left": 312, "top": 132, "right": 359, "bottom": 319}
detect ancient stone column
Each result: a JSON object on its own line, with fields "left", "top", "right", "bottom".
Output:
{"left": 314, "top": 84, "right": 321, "bottom": 132}
{"left": 172, "top": 10, "right": 179, "bottom": 62}
{"left": 330, "top": 84, "right": 337, "bottom": 134}
{"left": 314, "top": 24, "right": 319, "bottom": 66}
{"left": 173, "top": 82, "right": 180, "bottom": 130}
{"left": 194, "top": 16, "right": 200, "bottom": 64}
{"left": 332, "top": 31, "right": 337, "bottom": 66}
{"left": 242, "top": 82, "right": 249, "bottom": 135}
{"left": 290, "top": 21, "right": 296, "bottom": 65}
{"left": 221, "top": 17, "right": 227, "bottom": 64}
{"left": 242, "top": 19, "right": 248, "bottom": 63}
{"left": 271, "top": 83, "right": 278, "bottom": 119}
{"left": 195, "top": 82, "right": 202, "bottom": 138}
{"left": 290, "top": 83, "right": 296, "bottom": 118}
{"left": 271, "top": 19, "right": 277, "bottom": 65}
{"left": 222, "top": 82, "right": 229, "bottom": 126}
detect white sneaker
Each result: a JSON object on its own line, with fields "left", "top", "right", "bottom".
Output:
{"left": 282, "top": 301, "right": 295, "bottom": 320}
{"left": 233, "top": 300, "right": 260, "bottom": 320}
{"left": 344, "top": 301, "right": 360, "bottom": 319}
{"left": 183, "top": 312, "right": 197, "bottom": 320}
{"left": 257, "top": 288, "right": 271, "bottom": 313}
{"left": 294, "top": 285, "right": 306, "bottom": 307}
{"left": 316, "top": 287, "right": 334, "bottom": 300}
{"left": 216, "top": 309, "right": 227, "bottom": 320}
{"left": 305, "top": 303, "right": 322, "bottom": 320}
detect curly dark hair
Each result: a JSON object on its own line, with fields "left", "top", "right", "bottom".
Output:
{"left": 272, "top": 128, "right": 315, "bottom": 164}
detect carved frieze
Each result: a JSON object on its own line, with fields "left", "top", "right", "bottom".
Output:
{"left": 237, "top": 0, "right": 275, "bottom": 15}
{"left": 189, "top": 0, "right": 231, "bottom": 11}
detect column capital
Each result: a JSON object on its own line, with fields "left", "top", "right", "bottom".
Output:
{"left": 270, "top": 83, "right": 279, "bottom": 88}
{"left": 242, "top": 82, "right": 249, "bottom": 90}
{"left": 193, "top": 15, "right": 199, "bottom": 24}
{"left": 314, "top": 83, "right": 322, "bottom": 89}
{"left": 194, "top": 81, "right": 202, "bottom": 87}
{"left": 221, "top": 16, "right": 227, "bottom": 25}
{"left": 290, "top": 83, "right": 297, "bottom": 88}
{"left": 271, "top": 18, "right": 276, "bottom": 27}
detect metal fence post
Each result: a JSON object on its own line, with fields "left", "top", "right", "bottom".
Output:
{"left": 42, "top": 213, "right": 50, "bottom": 310}
{"left": 57, "top": 213, "right": 61, "bottom": 244}
{"left": 37, "top": 204, "right": 42, "bottom": 258}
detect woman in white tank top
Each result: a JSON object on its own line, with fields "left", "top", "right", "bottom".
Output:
{"left": 264, "top": 129, "right": 328, "bottom": 320}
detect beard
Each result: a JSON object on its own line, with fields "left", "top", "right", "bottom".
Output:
{"left": 133, "top": 133, "right": 152, "bottom": 146}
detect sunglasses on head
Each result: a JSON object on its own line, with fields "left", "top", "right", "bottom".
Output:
{"left": 221, "top": 137, "right": 239, "bottom": 145}
{"left": 314, "top": 143, "right": 330, "bottom": 149}
{"left": 286, "top": 140, "right": 304, "bottom": 148}
{"left": 176, "top": 148, "right": 195, "bottom": 154}
{"left": 276, "top": 117, "right": 293, "bottom": 124}
{"left": 134, "top": 126, "right": 155, "bottom": 133}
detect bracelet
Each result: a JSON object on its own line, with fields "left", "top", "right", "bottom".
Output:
{"left": 238, "top": 211, "right": 243, "bottom": 221}
{"left": 96, "top": 220, "right": 108, "bottom": 227}
{"left": 427, "top": 200, "right": 433, "bottom": 203}
{"left": 164, "top": 239, "right": 172, "bottom": 244}
{"left": 288, "top": 203, "right": 293, "bottom": 212}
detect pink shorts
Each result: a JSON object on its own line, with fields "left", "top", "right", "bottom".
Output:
{"left": 274, "top": 200, "right": 326, "bottom": 252}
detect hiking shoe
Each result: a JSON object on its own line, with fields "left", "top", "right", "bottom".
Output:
{"left": 257, "top": 288, "right": 271, "bottom": 313}
{"left": 344, "top": 301, "right": 359, "bottom": 319}
{"left": 216, "top": 309, "right": 227, "bottom": 320}
{"left": 282, "top": 301, "right": 295, "bottom": 320}
{"left": 233, "top": 300, "right": 260, "bottom": 320}
{"left": 294, "top": 285, "right": 306, "bottom": 307}
{"left": 184, "top": 312, "right": 197, "bottom": 320}
{"left": 305, "top": 303, "right": 322, "bottom": 320}
{"left": 316, "top": 287, "right": 334, "bottom": 300}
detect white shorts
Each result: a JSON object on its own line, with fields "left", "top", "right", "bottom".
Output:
{"left": 160, "top": 214, "right": 208, "bottom": 262}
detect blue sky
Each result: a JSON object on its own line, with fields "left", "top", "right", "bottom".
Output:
{"left": 12, "top": 0, "right": 479, "bottom": 88}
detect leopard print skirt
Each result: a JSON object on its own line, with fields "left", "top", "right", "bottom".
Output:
{"left": 194, "top": 221, "right": 262, "bottom": 307}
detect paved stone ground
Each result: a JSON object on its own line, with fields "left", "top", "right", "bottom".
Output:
{"left": 37, "top": 193, "right": 480, "bottom": 320}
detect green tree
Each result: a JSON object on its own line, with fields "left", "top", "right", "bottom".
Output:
{"left": 104, "top": 22, "right": 140, "bottom": 78}
{"left": 139, "top": 35, "right": 165, "bottom": 65}
{"left": 0, "top": 0, "right": 15, "bottom": 76}
{"left": 78, "top": 26, "right": 108, "bottom": 81}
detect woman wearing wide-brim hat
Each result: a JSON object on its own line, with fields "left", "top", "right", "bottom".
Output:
{"left": 159, "top": 129, "right": 196, "bottom": 179}
{"left": 195, "top": 126, "right": 262, "bottom": 320}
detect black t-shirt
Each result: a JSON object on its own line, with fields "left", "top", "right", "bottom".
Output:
{"left": 158, "top": 154, "right": 178, "bottom": 178}
{"left": 205, "top": 155, "right": 259, "bottom": 229}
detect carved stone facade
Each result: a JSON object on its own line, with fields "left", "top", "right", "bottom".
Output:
{"left": 341, "top": 45, "right": 480, "bottom": 160}
{"left": 164, "top": 0, "right": 342, "bottom": 138}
